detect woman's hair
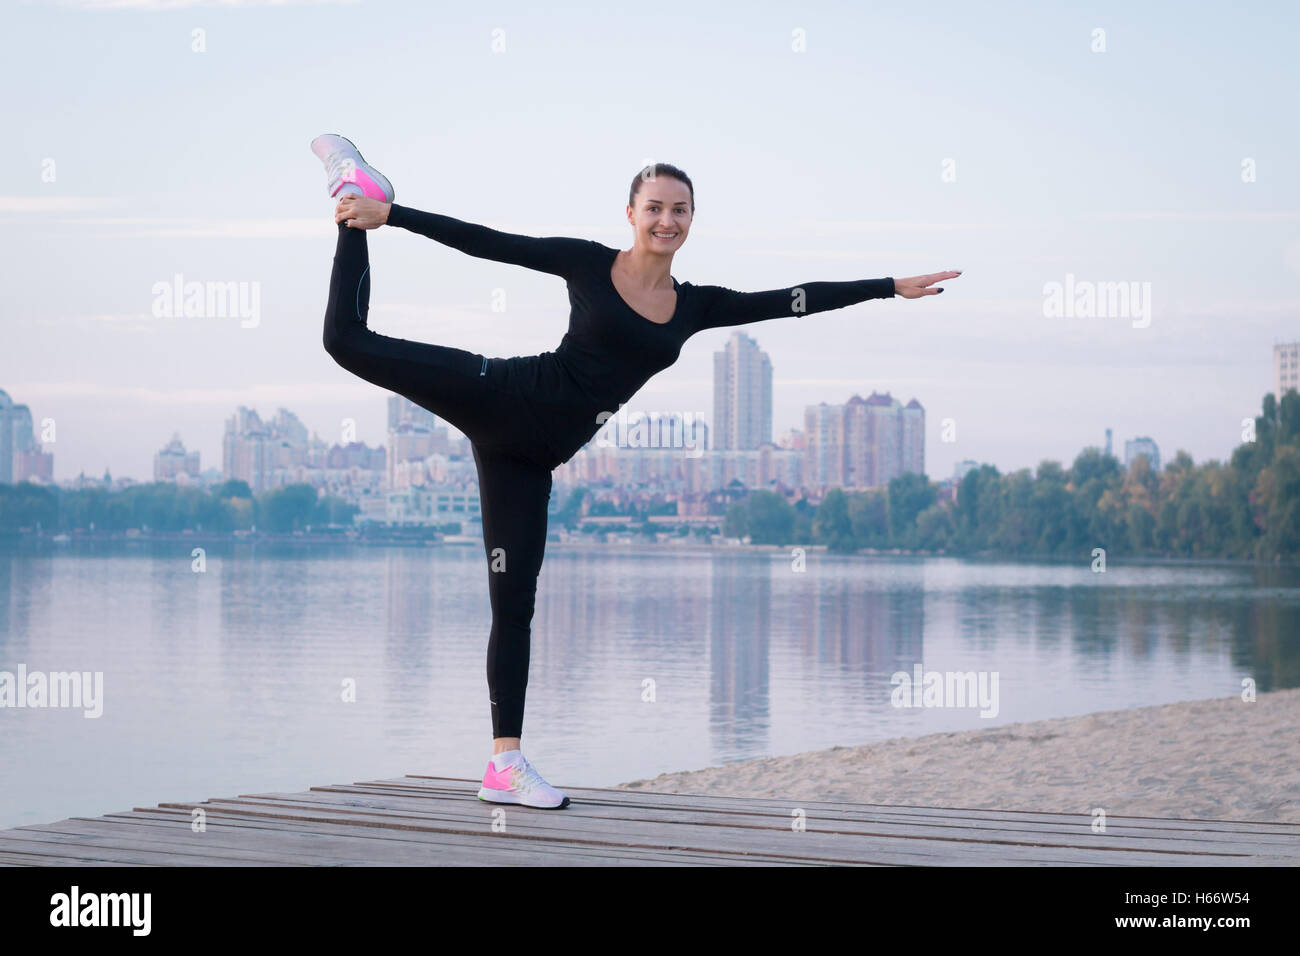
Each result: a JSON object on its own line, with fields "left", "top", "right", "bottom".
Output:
{"left": 629, "top": 163, "right": 694, "bottom": 212}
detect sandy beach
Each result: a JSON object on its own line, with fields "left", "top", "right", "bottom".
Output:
{"left": 614, "top": 688, "right": 1300, "bottom": 823}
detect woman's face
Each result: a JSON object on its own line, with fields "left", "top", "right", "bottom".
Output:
{"left": 627, "top": 176, "right": 692, "bottom": 253}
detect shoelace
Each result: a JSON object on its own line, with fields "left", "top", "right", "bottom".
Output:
{"left": 511, "top": 757, "right": 549, "bottom": 792}
{"left": 323, "top": 150, "right": 356, "bottom": 189}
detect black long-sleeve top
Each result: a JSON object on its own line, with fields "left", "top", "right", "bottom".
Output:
{"left": 385, "top": 203, "right": 895, "bottom": 465}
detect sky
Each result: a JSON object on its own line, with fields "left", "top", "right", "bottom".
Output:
{"left": 4, "top": 0, "right": 1298, "bottom": 483}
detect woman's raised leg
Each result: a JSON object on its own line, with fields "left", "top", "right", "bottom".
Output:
{"left": 322, "top": 222, "right": 501, "bottom": 443}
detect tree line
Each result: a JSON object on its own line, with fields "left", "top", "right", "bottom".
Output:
{"left": 0, "top": 479, "right": 358, "bottom": 534}
{"left": 723, "top": 391, "right": 1300, "bottom": 561}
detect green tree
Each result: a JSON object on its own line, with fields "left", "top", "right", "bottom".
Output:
{"left": 953, "top": 464, "right": 1002, "bottom": 552}
{"left": 723, "top": 500, "right": 748, "bottom": 539}
{"left": 1031, "top": 461, "right": 1073, "bottom": 554}
{"left": 746, "top": 490, "right": 795, "bottom": 545}
{"left": 887, "top": 472, "right": 937, "bottom": 548}
{"left": 848, "top": 490, "right": 889, "bottom": 549}
{"left": 990, "top": 468, "right": 1036, "bottom": 554}
{"left": 914, "top": 502, "right": 954, "bottom": 551}
{"left": 554, "top": 487, "right": 589, "bottom": 529}
{"left": 214, "top": 479, "right": 254, "bottom": 499}
{"left": 791, "top": 497, "right": 815, "bottom": 542}
{"left": 814, "top": 488, "right": 856, "bottom": 553}
{"left": 259, "top": 484, "right": 318, "bottom": 533}
{"left": 1252, "top": 444, "right": 1300, "bottom": 559}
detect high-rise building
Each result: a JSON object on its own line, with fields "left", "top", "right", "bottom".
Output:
{"left": 272, "top": 408, "right": 308, "bottom": 446}
{"left": 901, "top": 398, "right": 924, "bottom": 478}
{"left": 804, "top": 403, "right": 846, "bottom": 487}
{"left": 1124, "top": 436, "right": 1160, "bottom": 472}
{"left": 712, "top": 332, "right": 771, "bottom": 450}
{"left": 1275, "top": 341, "right": 1300, "bottom": 398}
{"left": 808, "top": 391, "right": 925, "bottom": 490}
{"left": 0, "top": 388, "right": 54, "bottom": 484}
{"left": 863, "top": 392, "right": 903, "bottom": 487}
{"left": 154, "top": 433, "right": 200, "bottom": 482}
{"left": 223, "top": 407, "right": 273, "bottom": 492}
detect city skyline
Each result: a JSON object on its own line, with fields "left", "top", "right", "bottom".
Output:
{"left": 5, "top": 374, "right": 1164, "bottom": 493}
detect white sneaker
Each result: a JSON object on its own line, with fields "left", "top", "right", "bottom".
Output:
{"left": 309, "top": 133, "right": 395, "bottom": 202}
{"left": 478, "top": 752, "right": 570, "bottom": 809}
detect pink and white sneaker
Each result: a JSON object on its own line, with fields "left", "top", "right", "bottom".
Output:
{"left": 310, "top": 133, "right": 395, "bottom": 202}
{"left": 477, "top": 752, "right": 570, "bottom": 809}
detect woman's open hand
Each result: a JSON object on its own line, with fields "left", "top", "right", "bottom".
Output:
{"left": 894, "top": 271, "right": 961, "bottom": 298}
{"left": 335, "top": 194, "right": 391, "bottom": 229}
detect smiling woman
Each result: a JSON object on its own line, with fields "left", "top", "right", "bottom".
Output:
{"left": 314, "top": 134, "right": 959, "bottom": 811}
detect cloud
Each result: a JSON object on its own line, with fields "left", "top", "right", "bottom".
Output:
{"left": 6, "top": 382, "right": 377, "bottom": 403}
{"left": 733, "top": 249, "right": 1067, "bottom": 263}
{"left": 67, "top": 217, "right": 335, "bottom": 239}
{"left": 11, "top": 212, "right": 617, "bottom": 240}
{"left": 0, "top": 196, "right": 124, "bottom": 212}
{"left": 42, "top": 0, "right": 359, "bottom": 9}
{"left": 800, "top": 219, "right": 1014, "bottom": 233}
{"left": 1085, "top": 210, "right": 1300, "bottom": 223}
{"left": 54, "top": 313, "right": 159, "bottom": 325}
{"left": 0, "top": 201, "right": 335, "bottom": 239}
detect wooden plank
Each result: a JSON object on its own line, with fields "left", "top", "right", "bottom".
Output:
{"left": 0, "top": 850, "right": 144, "bottom": 867}
{"left": 13, "top": 809, "right": 810, "bottom": 868}
{"left": 162, "top": 799, "right": 885, "bottom": 866}
{"left": 394, "top": 776, "right": 1300, "bottom": 836}
{"left": 162, "top": 795, "right": 1202, "bottom": 866}
{"left": 221, "top": 786, "right": 1278, "bottom": 862}
{"left": 312, "top": 783, "right": 1297, "bottom": 857}
{"left": 0, "top": 833, "right": 281, "bottom": 867}
{"left": 62, "top": 812, "right": 798, "bottom": 867}
{"left": 14, "top": 819, "right": 422, "bottom": 868}
{"left": 9, "top": 815, "right": 741, "bottom": 868}
{"left": 112, "top": 809, "right": 809, "bottom": 866}
{"left": 0, "top": 826, "right": 688, "bottom": 868}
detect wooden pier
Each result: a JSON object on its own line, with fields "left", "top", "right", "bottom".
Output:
{"left": 1, "top": 774, "right": 1296, "bottom": 866}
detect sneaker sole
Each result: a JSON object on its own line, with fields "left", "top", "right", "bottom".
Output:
{"left": 477, "top": 787, "right": 571, "bottom": 810}
{"left": 312, "top": 133, "right": 395, "bottom": 202}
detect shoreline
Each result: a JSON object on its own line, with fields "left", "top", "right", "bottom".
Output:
{"left": 1, "top": 531, "right": 1291, "bottom": 568}
{"left": 613, "top": 689, "right": 1300, "bottom": 824}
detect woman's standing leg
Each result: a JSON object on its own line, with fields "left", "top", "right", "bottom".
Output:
{"left": 471, "top": 444, "right": 553, "bottom": 744}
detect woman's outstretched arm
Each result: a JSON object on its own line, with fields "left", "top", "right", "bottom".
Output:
{"left": 334, "top": 195, "right": 590, "bottom": 280}
{"left": 692, "top": 277, "right": 895, "bottom": 331}
{"left": 690, "top": 270, "right": 960, "bottom": 331}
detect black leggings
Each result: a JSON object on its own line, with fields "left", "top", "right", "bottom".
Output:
{"left": 322, "top": 223, "right": 552, "bottom": 739}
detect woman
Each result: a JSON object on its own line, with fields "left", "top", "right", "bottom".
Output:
{"left": 313, "top": 133, "right": 960, "bottom": 809}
